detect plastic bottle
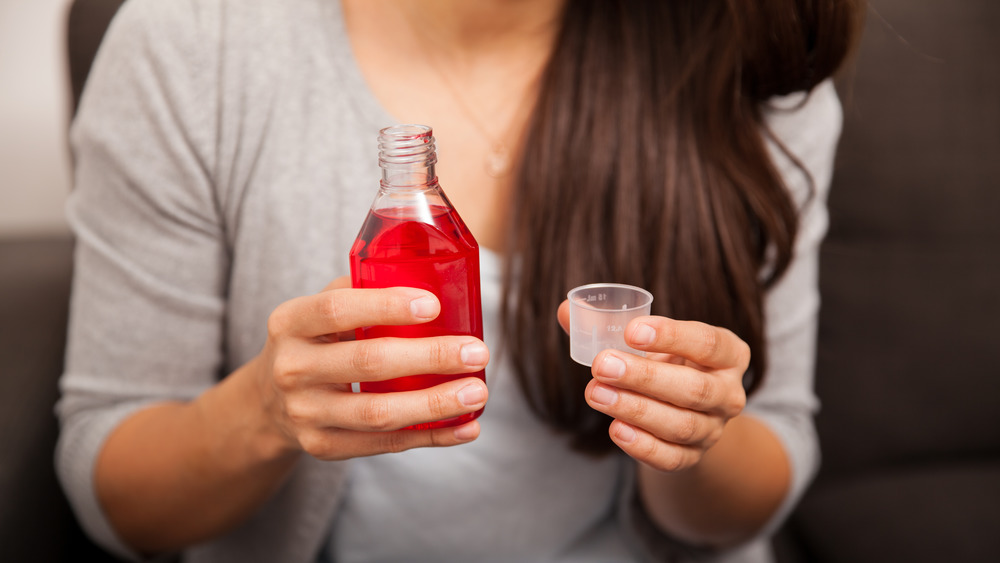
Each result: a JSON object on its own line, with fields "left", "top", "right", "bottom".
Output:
{"left": 349, "top": 124, "right": 484, "bottom": 429}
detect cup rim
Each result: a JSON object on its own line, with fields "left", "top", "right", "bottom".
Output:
{"left": 567, "top": 283, "right": 654, "bottom": 313}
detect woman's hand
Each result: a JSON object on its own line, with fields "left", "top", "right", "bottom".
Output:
{"left": 253, "top": 277, "right": 490, "bottom": 461}
{"left": 556, "top": 302, "right": 789, "bottom": 545}
{"left": 557, "top": 302, "right": 749, "bottom": 472}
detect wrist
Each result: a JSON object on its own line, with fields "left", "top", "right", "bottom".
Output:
{"left": 635, "top": 415, "right": 790, "bottom": 546}
{"left": 196, "top": 358, "right": 302, "bottom": 469}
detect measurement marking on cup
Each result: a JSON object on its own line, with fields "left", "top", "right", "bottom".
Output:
{"left": 568, "top": 283, "right": 653, "bottom": 367}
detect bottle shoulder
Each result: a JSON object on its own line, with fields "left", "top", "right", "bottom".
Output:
{"left": 351, "top": 204, "right": 478, "bottom": 260}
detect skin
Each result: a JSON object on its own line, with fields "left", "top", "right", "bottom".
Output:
{"left": 556, "top": 303, "right": 791, "bottom": 546}
{"left": 340, "top": 0, "right": 564, "bottom": 251}
{"left": 94, "top": 0, "right": 791, "bottom": 554}
{"left": 96, "top": 278, "right": 490, "bottom": 553}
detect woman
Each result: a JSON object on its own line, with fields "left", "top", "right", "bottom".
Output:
{"left": 57, "top": 0, "right": 864, "bottom": 561}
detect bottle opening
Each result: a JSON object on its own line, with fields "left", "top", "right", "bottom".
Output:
{"left": 379, "top": 124, "right": 438, "bottom": 189}
{"left": 379, "top": 124, "right": 438, "bottom": 167}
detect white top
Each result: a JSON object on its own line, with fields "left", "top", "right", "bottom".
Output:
{"left": 331, "top": 249, "right": 634, "bottom": 562}
{"left": 56, "top": 0, "right": 842, "bottom": 561}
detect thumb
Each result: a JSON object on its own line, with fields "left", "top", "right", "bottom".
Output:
{"left": 557, "top": 299, "right": 570, "bottom": 335}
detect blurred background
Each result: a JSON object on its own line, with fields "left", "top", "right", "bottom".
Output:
{"left": 0, "top": 0, "right": 73, "bottom": 238}
{"left": 1, "top": 1, "right": 110, "bottom": 560}
{"left": 1, "top": 0, "right": 998, "bottom": 561}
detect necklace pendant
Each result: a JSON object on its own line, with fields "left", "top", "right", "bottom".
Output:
{"left": 485, "top": 143, "right": 512, "bottom": 178}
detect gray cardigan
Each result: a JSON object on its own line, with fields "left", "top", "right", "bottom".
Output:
{"left": 56, "top": 0, "right": 841, "bottom": 561}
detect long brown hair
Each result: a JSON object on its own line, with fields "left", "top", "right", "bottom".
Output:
{"left": 503, "top": 0, "right": 865, "bottom": 454}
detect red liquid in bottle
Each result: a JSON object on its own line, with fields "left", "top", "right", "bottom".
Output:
{"left": 349, "top": 204, "right": 484, "bottom": 429}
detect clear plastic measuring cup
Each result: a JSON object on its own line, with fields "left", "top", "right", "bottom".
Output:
{"left": 568, "top": 283, "right": 654, "bottom": 366}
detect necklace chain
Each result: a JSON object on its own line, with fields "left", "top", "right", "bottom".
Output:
{"left": 423, "top": 56, "right": 515, "bottom": 178}
{"left": 408, "top": 23, "right": 543, "bottom": 179}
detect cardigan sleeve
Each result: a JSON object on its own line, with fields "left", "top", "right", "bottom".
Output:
{"left": 55, "top": 0, "right": 225, "bottom": 559}
{"left": 619, "top": 79, "right": 843, "bottom": 561}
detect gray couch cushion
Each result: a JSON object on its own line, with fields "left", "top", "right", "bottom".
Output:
{"left": 778, "top": 1, "right": 1000, "bottom": 561}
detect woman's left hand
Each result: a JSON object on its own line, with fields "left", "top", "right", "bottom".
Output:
{"left": 558, "top": 302, "right": 751, "bottom": 472}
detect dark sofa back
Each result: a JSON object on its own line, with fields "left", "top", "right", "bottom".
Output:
{"left": 0, "top": 1, "right": 126, "bottom": 561}
{"left": 777, "top": 1, "right": 1000, "bottom": 561}
{"left": 68, "top": 0, "right": 125, "bottom": 112}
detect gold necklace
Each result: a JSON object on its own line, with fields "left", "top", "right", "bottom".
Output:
{"left": 446, "top": 86, "right": 514, "bottom": 178}
{"left": 422, "top": 54, "right": 519, "bottom": 178}
{"left": 409, "top": 30, "right": 540, "bottom": 179}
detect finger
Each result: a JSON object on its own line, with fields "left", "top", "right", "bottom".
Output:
{"left": 606, "top": 420, "right": 702, "bottom": 473}
{"left": 269, "top": 287, "right": 440, "bottom": 338}
{"left": 624, "top": 316, "right": 751, "bottom": 371}
{"left": 272, "top": 335, "right": 488, "bottom": 386}
{"left": 590, "top": 350, "right": 746, "bottom": 417}
{"left": 330, "top": 336, "right": 489, "bottom": 383}
{"left": 556, "top": 300, "right": 570, "bottom": 334}
{"left": 299, "top": 420, "right": 482, "bottom": 461}
{"left": 286, "top": 376, "right": 488, "bottom": 433}
{"left": 585, "top": 379, "right": 723, "bottom": 447}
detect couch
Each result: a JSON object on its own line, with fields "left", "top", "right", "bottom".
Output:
{"left": 1, "top": 0, "right": 997, "bottom": 561}
{"left": 0, "top": 1, "right": 123, "bottom": 560}
{"left": 773, "top": 1, "right": 1000, "bottom": 561}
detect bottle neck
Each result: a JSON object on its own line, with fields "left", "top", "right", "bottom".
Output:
{"left": 378, "top": 124, "right": 439, "bottom": 191}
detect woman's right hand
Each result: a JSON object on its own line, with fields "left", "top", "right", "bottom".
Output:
{"left": 251, "top": 277, "right": 490, "bottom": 461}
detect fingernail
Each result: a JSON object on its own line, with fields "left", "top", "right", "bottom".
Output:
{"left": 632, "top": 323, "right": 656, "bottom": 346}
{"left": 598, "top": 355, "right": 626, "bottom": 379}
{"left": 590, "top": 384, "right": 619, "bottom": 406}
{"left": 410, "top": 296, "right": 438, "bottom": 319}
{"left": 457, "top": 383, "right": 486, "bottom": 406}
{"left": 460, "top": 342, "right": 488, "bottom": 367}
{"left": 614, "top": 422, "right": 637, "bottom": 443}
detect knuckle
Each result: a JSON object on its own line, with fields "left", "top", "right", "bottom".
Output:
{"left": 378, "top": 430, "right": 409, "bottom": 454}
{"left": 659, "top": 319, "right": 680, "bottom": 348}
{"left": 359, "top": 395, "right": 394, "bottom": 431}
{"left": 267, "top": 305, "right": 291, "bottom": 339}
{"left": 638, "top": 433, "right": 661, "bottom": 462}
{"left": 674, "top": 411, "right": 699, "bottom": 444}
{"left": 736, "top": 338, "right": 752, "bottom": 368}
{"left": 271, "top": 353, "right": 301, "bottom": 390}
{"left": 658, "top": 449, "right": 686, "bottom": 473}
{"left": 298, "top": 431, "right": 327, "bottom": 459}
{"left": 426, "top": 390, "right": 451, "bottom": 420}
{"left": 623, "top": 393, "right": 650, "bottom": 422}
{"left": 725, "top": 387, "right": 747, "bottom": 418}
{"left": 379, "top": 291, "right": 402, "bottom": 320}
{"left": 697, "top": 324, "right": 721, "bottom": 359}
{"left": 707, "top": 424, "right": 726, "bottom": 446}
{"left": 633, "top": 358, "right": 659, "bottom": 392}
{"left": 427, "top": 428, "right": 449, "bottom": 448}
{"left": 690, "top": 374, "right": 713, "bottom": 410}
{"left": 427, "top": 340, "right": 453, "bottom": 370}
{"left": 318, "top": 293, "right": 346, "bottom": 328}
{"left": 283, "top": 397, "right": 311, "bottom": 426}
{"left": 351, "top": 340, "right": 388, "bottom": 379}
